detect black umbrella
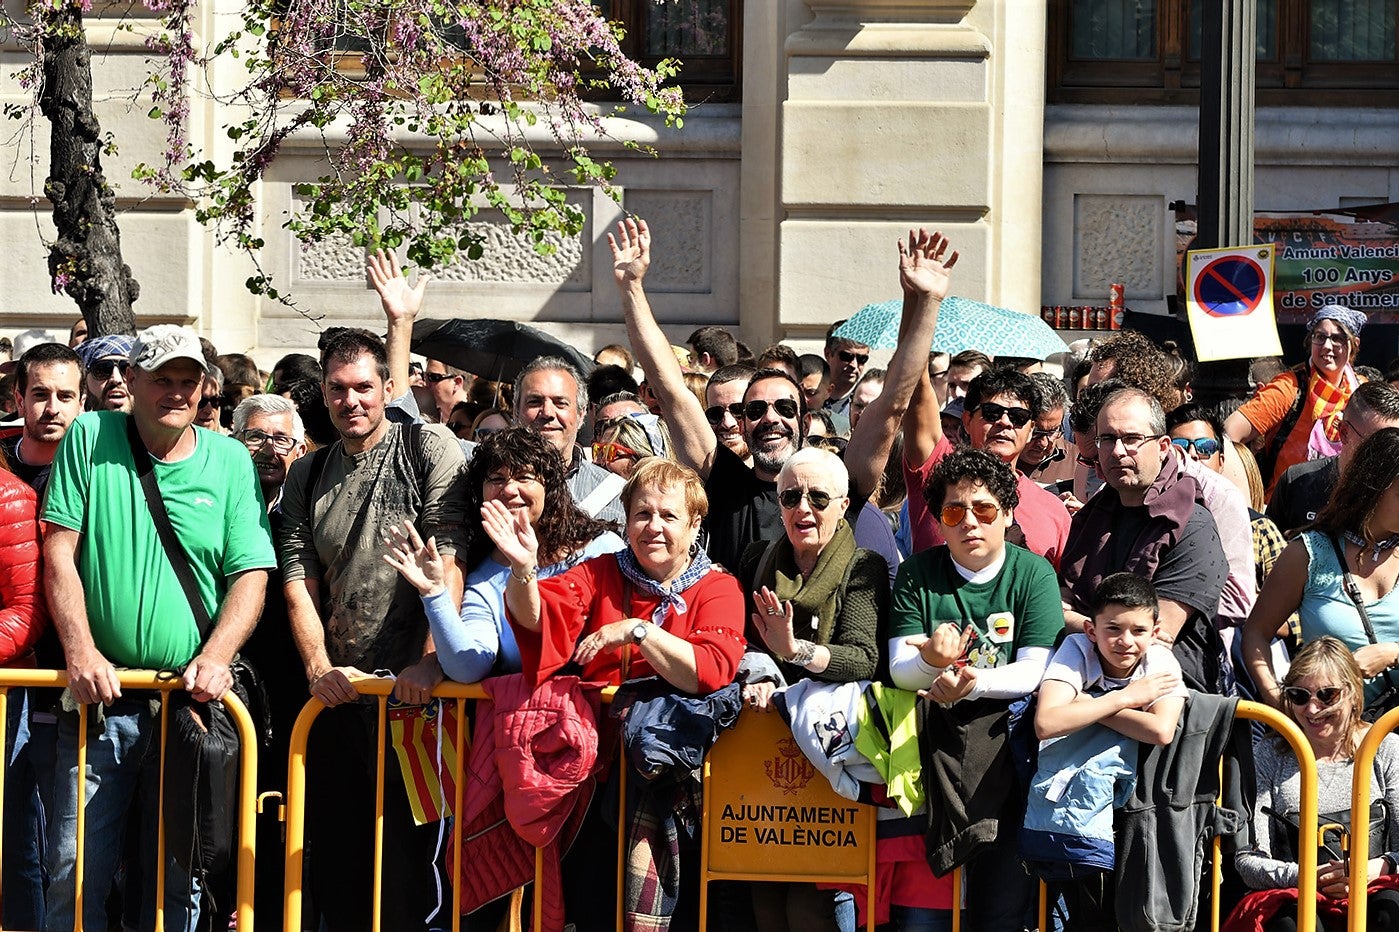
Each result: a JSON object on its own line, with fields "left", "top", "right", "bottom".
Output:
{"left": 409, "top": 317, "right": 595, "bottom": 383}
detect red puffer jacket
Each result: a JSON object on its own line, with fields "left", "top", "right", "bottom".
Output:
{"left": 0, "top": 470, "right": 45, "bottom": 667}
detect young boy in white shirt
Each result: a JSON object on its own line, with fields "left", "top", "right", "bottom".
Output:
{"left": 1027, "top": 572, "right": 1189, "bottom": 931}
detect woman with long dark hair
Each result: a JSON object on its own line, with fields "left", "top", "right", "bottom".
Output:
{"left": 1243, "top": 427, "right": 1399, "bottom": 716}
{"left": 385, "top": 426, "right": 622, "bottom": 683}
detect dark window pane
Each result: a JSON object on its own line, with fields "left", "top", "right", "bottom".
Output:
{"left": 1311, "top": 0, "right": 1397, "bottom": 61}
{"left": 1188, "top": 0, "right": 1278, "bottom": 60}
{"left": 646, "top": 0, "right": 730, "bottom": 57}
{"left": 1070, "top": 0, "right": 1157, "bottom": 59}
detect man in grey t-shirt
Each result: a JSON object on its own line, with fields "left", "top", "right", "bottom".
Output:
{"left": 281, "top": 330, "right": 466, "bottom": 932}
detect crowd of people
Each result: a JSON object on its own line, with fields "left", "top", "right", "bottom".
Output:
{"left": 3, "top": 218, "right": 1399, "bottom": 932}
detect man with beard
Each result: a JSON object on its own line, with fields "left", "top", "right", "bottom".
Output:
{"left": 614, "top": 217, "right": 958, "bottom": 573}
{"left": 77, "top": 334, "right": 136, "bottom": 412}
{"left": 902, "top": 365, "right": 1071, "bottom": 566}
{"left": 2, "top": 342, "right": 85, "bottom": 494}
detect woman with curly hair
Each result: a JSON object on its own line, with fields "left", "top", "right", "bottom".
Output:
{"left": 384, "top": 426, "right": 622, "bottom": 683}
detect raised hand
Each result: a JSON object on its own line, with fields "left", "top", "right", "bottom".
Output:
{"left": 382, "top": 520, "right": 445, "bottom": 597}
{"left": 367, "top": 248, "right": 430, "bottom": 323}
{"left": 898, "top": 228, "right": 958, "bottom": 299}
{"left": 608, "top": 217, "right": 651, "bottom": 289}
{"left": 750, "top": 586, "right": 798, "bottom": 659}
{"left": 480, "top": 499, "right": 539, "bottom": 574}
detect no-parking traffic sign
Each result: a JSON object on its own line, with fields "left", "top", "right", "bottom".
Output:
{"left": 1185, "top": 245, "right": 1282, "bottom": 361}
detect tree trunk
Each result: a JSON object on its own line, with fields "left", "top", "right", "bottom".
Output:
{"left": 39, "top": 4, "right": 138, "bottom": 338}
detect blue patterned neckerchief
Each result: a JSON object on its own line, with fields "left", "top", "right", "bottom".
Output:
{"left": 615, "top": 546, "right": 712, "bottom": 627}
{"left": 1343, "top": 529, "right": 1399, "bottom": 566}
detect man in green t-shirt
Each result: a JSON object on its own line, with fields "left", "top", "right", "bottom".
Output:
{"left": 887, "top": 447, "right": 1064, "bottom": 932}
{"left": 42, "top": 324, "right": 275, "bottom": 932}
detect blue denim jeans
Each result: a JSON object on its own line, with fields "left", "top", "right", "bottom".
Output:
{"left": 3, "top": 691, "right": 45, "bottom": 930}
{"left": 44, "top": 697, "right": 200, "bottom": 932}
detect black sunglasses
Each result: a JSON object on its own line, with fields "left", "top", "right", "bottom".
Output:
{"left": 1282, "top": 685, "right": 1344, "bottom": 708}
{"left": 90, "top": 359, "right": 131, "bottom": 380}
{"left": 778, "top": 488, "right": 835, "bottom": 511}
{"left": 974, "top": 402, "right": 1033, "bottom": 429}
{"left": 198, "top": 396, "right": 224, "bottom": 410}
{"left": 704, "top": 402, "right": 746, "bottom": 425}
{"left": 424, "top": 372, "right": 456, "bottom": 384}
{"left": 837, "top": 350, "right": 869, "bottom": 365}
{"left": 744, "top": 398, "right": 800, "bottom": 421}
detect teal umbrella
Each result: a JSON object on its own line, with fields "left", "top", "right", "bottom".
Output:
{"left": 833, "top": 296, "right": 1068, "bottom": 360}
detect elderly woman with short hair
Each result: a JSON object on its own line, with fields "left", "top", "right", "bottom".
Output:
{"left": 739, "top": 447, "right": 889, "bottom": 709}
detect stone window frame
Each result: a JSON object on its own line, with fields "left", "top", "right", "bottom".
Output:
{"left": 1048, "top": 0, "right": 1399, "bottom": 105}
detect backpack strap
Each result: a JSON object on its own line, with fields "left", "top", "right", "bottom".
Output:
{"left": 1258, "top": 365, "right": 1308, "bottom": 484}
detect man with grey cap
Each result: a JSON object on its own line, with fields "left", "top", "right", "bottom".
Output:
{"left": 41, "top": 324, "right": 276, "bottom": 932}
{"left": 1226, "top": 302, "right": 1368, "bottom": 494}
{"left": 76, "top": 332, "right": 137, "bottom": 412}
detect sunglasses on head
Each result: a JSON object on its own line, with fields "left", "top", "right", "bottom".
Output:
{"left": 744, "top": 398, "right": 800, "bottom": 421}
{"left": 704, "top": 402, "right": 746, "bottom": 425}
{"left": 973, "top": 402, "right": 1033, "bottom": 429}
{"left": 1282, "top": 685, "right": 1344, "bottom": 708}
{"left": 90, "top": 359, "right": 131, "bottom": 380}
{"left": 593, "top": 441, "right": 641, "bottom": 464}
{"left": 939, "top": 501, "right": 1000, "bottom": 527}
{"left": 1171, "top": 437, "right": 1222, "bottom": 457}
{"left": 837, "top": 350, "right": 869, "bottom": 366}
{"left": 778, "top": 488, "right": 836, "bottom": 511}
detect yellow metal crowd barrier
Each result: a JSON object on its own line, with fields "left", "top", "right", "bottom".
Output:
{"left": 0, "top": 668, "right": 260, "bottom": 932}
{"left": 0, "top": 673, "right": 1331, "bottom": 932}
{"left": 1348, "top": 703, "right": 1399, "bottom": 931}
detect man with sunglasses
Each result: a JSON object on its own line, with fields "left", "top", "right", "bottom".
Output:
{"left": 1018, "top": 372, "right": 1074, "bottom": 490}
{"left": 902, "top": 365, "right": 1071, "bottom": 566}
{"left": 702, "top": 364, "right": 755, "bottom": 464}
{"left": 614, "top": 219, "right": 950, "bottom": 574}
{"left": 423, "top": 359, "right": 471, "bottom": 424}
{"left": 77, "top": 333, "right": 136, "bottom": 412}
{"left": 1060, "top": 388, "right": 1230, "bottom": 693}
{"left": 1268, "top": 380, "right": 1399, "bottom": 536}
{"left": 822, "top": 322, "right": 870, "bottom": 422}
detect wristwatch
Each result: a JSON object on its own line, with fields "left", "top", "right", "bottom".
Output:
{"left": 631, "top": 622, "right": 649, "bottom": 645}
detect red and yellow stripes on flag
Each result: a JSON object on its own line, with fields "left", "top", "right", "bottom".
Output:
{"left": 388, "top": 699, "right": 462, "bottom": 825}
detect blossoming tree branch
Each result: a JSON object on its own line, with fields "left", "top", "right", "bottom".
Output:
{"left": 2, "top": 0, "right": 687, "bottom": 334}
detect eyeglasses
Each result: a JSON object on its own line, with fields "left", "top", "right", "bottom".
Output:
{"left": 1030, "top": 425, "right": 1063, "bottom": 441}
{"left": 474, "top": 426, "right": 503, "bottom": 439}
{"left": 939, "top": 501, "right": 1001, "bottom": 527}
{"left": 704, "top": 402, "right": 746, "bottom": 425}
{"left": 238, "top": 429, "right": 298, "bottom": 454}
{"left": 593, "top": 441, "right": 641, "bottom": 465}
{"left": 1310, "top": 332, "right": 1349, "bottom": 347}
{"left": 1171, "top": 437, "right": 1221, "bottom": 457}
{"left": 778, "top": 488, "right": 836, "bottom": 511}
{"left": 973, "top": 402, "right": 1033, "bottom": 429}
{"left": 743, "top": 398, "right": 800, "bottom": 421}
{"left": 837, "top": 350, "right": 869, "bottom": 366}
{"left": 198, "top": 396, "right": 224, "bottom": 410}
{"left": 447, "top": 421, "right": 472, "bottom": 436}
{"left": 424, "top": 372, "right": 456, "bottom": 384}
{"left": 1095, "top": 432, "right": 1162, "bottom": 452}
{"left": 90, "top": 359, "right": 131, "bottom": 381}
{"left": 1075, "top": 452, "right": 1097, "bottom": 468}
{"left": 1282, "top": 685, "right": 1344, "bottom": 708}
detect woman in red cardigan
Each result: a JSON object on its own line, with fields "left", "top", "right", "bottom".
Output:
{"left": 488, "top": 456, "right": 744, "bottom": 692}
